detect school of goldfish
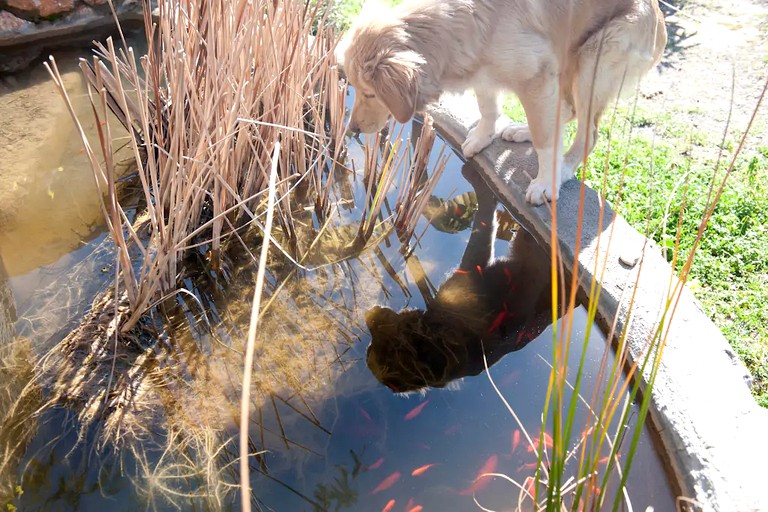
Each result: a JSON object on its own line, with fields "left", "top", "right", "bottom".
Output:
{"left": 358, "top": 395, "right": 590, "bottom": 511}
{"left": 355, "top": 372, "right": 621, "bottom": 511}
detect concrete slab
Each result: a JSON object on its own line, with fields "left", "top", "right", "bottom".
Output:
{"left": 429, "top": 93, "right": 768, "bottom": 512}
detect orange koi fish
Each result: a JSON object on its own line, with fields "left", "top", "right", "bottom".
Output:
{"left": 411, "top": 463, "right": 436, "bottom": 476}
{"left": 527, "top": 433, "right": 553, "bottom": 453}
{"left": 367, "top": 457, "right": 385, "bottom": 470}
{"left": 486, "top": 308, "right": 508, "bottom": 335}
{"left": 458, "top": 455, "right": 498, "bottom": 495}
{"left": 499, "top": 370, "right": 521, "bottom": 387}
{"left": 598, "top": 453, "right": 620, "bottom": 465}
{"left": 405, "top": 399, "right": 430, "bottom": 420}
{"left": 359, "top": 406, "right": 373, "bottom": 422}
{"left": 381, "top": 499, "right": 396, "bottom": 512}
{"left": 523, "top": 477, "right": 536, "bottom": 497}
{"left": 370, "top": 472, "right": 400, "bottom": 495}
{"left": 444, "top": 424, "right": 461, "bottom": 436}
{"left": 517, "top": 462, "right": 538, "bottom": 473}
{"left": 407, "top": 506, "right": 423, "bottom": 512}
{"left": 512, "top": 429, "right": 521, "bottom": 454}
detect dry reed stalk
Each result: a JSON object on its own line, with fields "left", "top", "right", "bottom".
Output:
{"left": 394, "top": 114, "right": 450, "bottom": 241}
{"left": 239, "top": 142, "right": 279, "bottom": 512}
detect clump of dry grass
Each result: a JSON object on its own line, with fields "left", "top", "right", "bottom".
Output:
{"left": 44, "top": 0, "right": 445, "bottom": 344}
{"left": 46, "top": 0, "right": 349, "bottom": 335}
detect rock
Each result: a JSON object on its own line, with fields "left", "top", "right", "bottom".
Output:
{"left": 3, "top": 0, "right": 77, "bottom": 20}
{"left": 0, "top": 9, "right": 31, "bottom": 32}
{"left": 0, "top": 1, "right": 148, "bottom": 62}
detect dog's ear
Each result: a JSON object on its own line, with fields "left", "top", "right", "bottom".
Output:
{"left": 366, "top": 50, "right": 423, "bottom": 124}
{"left": 334, "top": 36, "right": 350, "bottom": 73}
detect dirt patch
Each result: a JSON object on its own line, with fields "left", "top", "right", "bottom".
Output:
{"left": 640, "top": 0, "right": 768, "bottom": 144}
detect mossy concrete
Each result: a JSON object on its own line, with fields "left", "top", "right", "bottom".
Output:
{"left": 429, "top": 92, "right": 768, "bottom": 511}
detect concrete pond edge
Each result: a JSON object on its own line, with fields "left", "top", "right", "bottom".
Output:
{"left": 428, "top": 93, "right": 768, "bottom": 512}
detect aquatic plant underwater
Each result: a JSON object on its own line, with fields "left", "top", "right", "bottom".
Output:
{"left": 1, "top": 0, "right": 764, "bottom": 510}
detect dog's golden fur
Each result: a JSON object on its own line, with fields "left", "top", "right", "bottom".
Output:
{"left": 338, "top": 0, "right": 667, "bottom": 204}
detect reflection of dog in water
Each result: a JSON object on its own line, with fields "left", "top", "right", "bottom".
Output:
{"left": 365, "top": 171, "right": 561, "bottom": 393}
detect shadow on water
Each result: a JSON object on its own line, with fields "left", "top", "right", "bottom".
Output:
{"left": 1, "top": 57, "right": 678, "bottom": 512}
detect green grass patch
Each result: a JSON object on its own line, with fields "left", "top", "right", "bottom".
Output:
{"left": 319, "top": 0, "right": 402, "bottom": 30}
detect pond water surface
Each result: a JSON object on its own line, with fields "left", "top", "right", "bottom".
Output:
{"left": 0, "top": 45, "right": 677, "bottom": 512}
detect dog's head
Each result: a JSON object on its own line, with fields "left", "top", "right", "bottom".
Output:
{"left": 337, "top": 5, "right": 425, "bottom": 133}
{"left": 364, "top": 305, "right": 462, "bottom": 393}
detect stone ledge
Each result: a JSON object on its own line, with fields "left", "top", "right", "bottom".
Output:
{"left": 0, "top": 2, "right": 148, "bottom": 72}
{"left": 0, "top": 4, "right": 143, "bottom": 48}
{"left": 429, "top": 93, "right": 768, "bottom": 512}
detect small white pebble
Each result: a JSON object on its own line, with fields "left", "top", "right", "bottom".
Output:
{"left": 619, "top": 250, "right": 640, "bottom": 268}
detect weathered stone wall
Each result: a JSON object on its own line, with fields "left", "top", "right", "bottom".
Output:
{"left": 0, "top": 0, "right": 145, "bottom": 72}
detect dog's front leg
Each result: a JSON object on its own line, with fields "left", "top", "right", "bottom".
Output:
{"left": 519, "top": 77, "right": 565, "bottom": 205}
{"left": 461, "top": 90, "right": 500, "bottom": 159}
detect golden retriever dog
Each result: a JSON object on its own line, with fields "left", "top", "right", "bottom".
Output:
{"left": 337, "top": 0, "right": 667, "bottom": 205}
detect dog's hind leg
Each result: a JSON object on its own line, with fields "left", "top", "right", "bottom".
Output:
{"left": 500, "top": 122, "right": 532, "bottom": 143}
{"left": 564, "top": 16, "right": 664, "bottom": 181}
{"left": 518, "top": 73, "right": 565, "bottom": 205}
{"left": 462, "top": 88, "right": 501, "bottom": 158}
{"left": 563, "top": 58, "right": 615, "bottom": 183}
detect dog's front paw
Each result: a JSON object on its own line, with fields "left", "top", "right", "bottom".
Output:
{"left": 525, "top": 177, "right": 559, "bottom": 206}
{"left": 462, "top": 125, "right": 496, "bottom": 158}
{"left": 501, "top": 123, "right": 532, "bottom": 143}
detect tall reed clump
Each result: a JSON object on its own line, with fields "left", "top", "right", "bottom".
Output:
{"left": 45, "top": 0, "right": 349, "bottom": 337}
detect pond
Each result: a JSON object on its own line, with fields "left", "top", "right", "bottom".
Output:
{"left": 0, "top": 46, "right": 677, "bottom": 512}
